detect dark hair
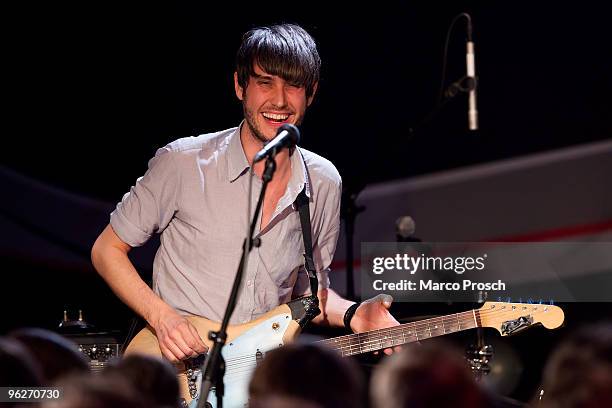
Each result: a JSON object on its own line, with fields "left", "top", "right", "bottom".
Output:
{"left": 236, "top": 24, "right": 321, "bottom": 98}
{"left": 47, "top": 372, "right": 147, "bottom": 408}
{"left": 371, "top": 341, "right": 490, "bottom": 408}
{"left": 0, "top": 337, "right": 43, "bottom": 388}
{"left": 105, "top": 353, "right": 180, "bottom": 408}
{"left": 536, "top": 322, "right": 612, "bottom": 408}
{"left": 10, "top": 328, "right": 89, "bottom": 384}
{"left": 249, "top": 344, "right": 365, "bottom": 408}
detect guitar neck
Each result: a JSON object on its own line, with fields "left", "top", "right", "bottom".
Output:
{"left": 317, "top": 309, "right": 481, "bottom": 356}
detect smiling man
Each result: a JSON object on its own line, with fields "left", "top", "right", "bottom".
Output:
{"left": 91, "top": 23, "right": 398, "bottom": 364}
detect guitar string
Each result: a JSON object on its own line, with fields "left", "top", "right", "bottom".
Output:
{"left": 324, "top": 306, "right": 549, "bottom": 353}
{"left": 325, "top": 304, "right": 549, "bottom": 347}
{"left": 324, "top": 305, "right": 543, "bottom": 346}
{"left": 207, "top": 306, "right": 553, "bottom": 367}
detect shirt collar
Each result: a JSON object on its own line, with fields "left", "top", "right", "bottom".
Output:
{"left": 290, "top": 147, "right": 311, "bottom": 199}
{"left": 227, "top": 123, "right": 250, "bottom": 182}
{"left": 226, "top": 122, "right": 311, "bottom": 199}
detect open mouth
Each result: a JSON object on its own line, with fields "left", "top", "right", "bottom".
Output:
{"left": 262, "top": 112, "right": 291, "bottom": 124}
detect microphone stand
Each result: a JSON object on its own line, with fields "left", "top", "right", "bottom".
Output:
{"left": 197, "top": 153, "right": 278, "bottom": 408}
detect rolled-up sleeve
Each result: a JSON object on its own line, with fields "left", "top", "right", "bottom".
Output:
{"left": 110, "top": 147, "right": 179, "bottom": 247}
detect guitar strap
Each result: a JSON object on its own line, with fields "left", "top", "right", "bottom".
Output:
{"left": 295, "top": 188, "right": 321, "bottom": 321}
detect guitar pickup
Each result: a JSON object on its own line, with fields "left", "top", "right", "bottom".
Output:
{"left": 501, "top": 315, "right": 534, "bottom": 335}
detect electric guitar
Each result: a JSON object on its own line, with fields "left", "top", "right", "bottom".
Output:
{"left": 124, "top": 298, "right": 565, "bottom": 408}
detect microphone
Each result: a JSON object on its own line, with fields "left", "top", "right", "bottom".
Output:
{"left": 253, "top": 124, "right": 300, "bottom": 163}
{"left": 395, "top": 216, "right": 421, "bottom": 242}
{"left": 466, "top": 19, "right": 478, "bottom": 131}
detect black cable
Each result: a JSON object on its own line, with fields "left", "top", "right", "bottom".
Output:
{"left": 409, "top": 12, "right": 473, "bottom": 137}
{"left": 437, "top": 12, "right": 472, "bottom": 106}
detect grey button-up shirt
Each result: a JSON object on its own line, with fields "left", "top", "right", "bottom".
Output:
{"left": 110, "top": 125, "right": 342, "bottom": 324}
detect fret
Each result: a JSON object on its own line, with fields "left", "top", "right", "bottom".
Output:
{"left": 444, "top": 314, "right": 459, "bottom": 333}
{"left": 428, "top": 317, "right": 445, "bottom": 337}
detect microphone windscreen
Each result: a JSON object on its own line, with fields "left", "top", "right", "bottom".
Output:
{"left": 395, "top": 216, "right": 416, "bottom": 239}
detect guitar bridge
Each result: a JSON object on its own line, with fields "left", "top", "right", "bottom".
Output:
{"left": 501, "top": 315, "right": 534, "bottom": 335}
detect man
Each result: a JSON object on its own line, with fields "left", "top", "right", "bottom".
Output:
{"left": 91, "top": 23, "right": 398, "bottom": 363}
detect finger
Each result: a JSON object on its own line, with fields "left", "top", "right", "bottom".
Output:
{"left": 377, "top": 294, "right": 394, "bottom": 307}
{"left": 167, "top": 340, "right": 190, "bottom": 360}
{"left": 187, "top": 325, "right": 208, "bottom": 353}
{"left": 383, "top": 348, "right": 393, "bottom": 355}
{"left": 168, "top": 333, "right": 196, "bottom": 358}
{"left": 393, "top": 346, "right": 402, "bottom": 353}
{"left": 159, "top": 342, "right": 181, "bottom": 362}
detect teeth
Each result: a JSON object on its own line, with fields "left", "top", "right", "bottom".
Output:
{"left": 262, "top": 112, "right": 289, "bottom": 121}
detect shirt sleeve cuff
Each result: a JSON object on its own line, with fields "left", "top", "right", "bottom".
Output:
{"left": 110, "top": 206, "right": 151, "bottom": 247}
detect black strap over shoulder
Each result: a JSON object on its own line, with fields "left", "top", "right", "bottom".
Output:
{"left": 295, "top": 188, "right": 321, "bottom": 321}
{"left": 295, "top": 189, "right": 317, "bottom": 295}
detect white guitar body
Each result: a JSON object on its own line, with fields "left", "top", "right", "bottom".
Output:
{"left": 192, "top": 313, "right": 293, "bottom": 408}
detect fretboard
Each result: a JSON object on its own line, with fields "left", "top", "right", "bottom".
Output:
{"left": 317, "top": 309, "right": 481, "bottom": 356}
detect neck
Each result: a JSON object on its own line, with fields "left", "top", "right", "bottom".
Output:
{"left": 317, "top": 309, "right": 481, "bottom": 357}
{"left": 240, "top": 124, "right": 291, "bottom": 180}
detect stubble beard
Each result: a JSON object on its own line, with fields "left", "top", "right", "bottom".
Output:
{"left": 243, "top": 102, "right": 269, "bottom": 145}
{"left": 242, "top": 98, "right": 305, "bottom": 146}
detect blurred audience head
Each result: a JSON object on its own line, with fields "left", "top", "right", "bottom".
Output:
{"left": 249, "top": 343, "right": 365, "bottom": 408}
{"left": 9, "top": 327, "right": 89, "bottom": 384}
{"left": 42, "top": 372, "right": 147, "bottom": 408}
{"left": 371, "top": 341, "right": 490, "bottom": 408}
{"left": 0, "top": 336, "right": 43, "bottom": 387}
{"left": 104, "top": 353, "right": 180, "bottom": 408}
{"left": 536, "top": 321, "right": 612, "bottom": 408}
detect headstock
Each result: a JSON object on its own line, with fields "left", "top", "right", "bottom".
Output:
{"left": 479, "top": 301, "right": 564, "bottom": 336}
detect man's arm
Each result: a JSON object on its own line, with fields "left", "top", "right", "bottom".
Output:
{"left": 312, "top": 288, "right": 400, "bottom": 354}
{"left": 91, "top": 224, "right": 207, "bottom": 361}
{"left": 312, "top": 288, "right": 398, "bottom": 330}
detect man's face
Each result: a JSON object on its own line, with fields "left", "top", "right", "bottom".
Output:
{"left": 234, "top": 64, "right": 317, "bottom": 143}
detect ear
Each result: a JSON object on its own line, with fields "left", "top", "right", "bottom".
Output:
{"left": 306, "top": 81, "right": 318, "bottom": 107}
{"left": 234, "top": 72, "right": 244, "bottom": 101}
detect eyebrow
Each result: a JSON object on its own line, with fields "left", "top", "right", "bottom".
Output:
{"left": 252, "top": 73, "right": 274, "bottom": 81}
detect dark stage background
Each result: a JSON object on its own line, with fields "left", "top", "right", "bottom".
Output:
{"left": 2, "top": 1, "right": 611, "bottom": 403}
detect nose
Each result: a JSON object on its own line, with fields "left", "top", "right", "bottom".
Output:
{"left": 270, "top": 83, "right": 288, "bottom": 108}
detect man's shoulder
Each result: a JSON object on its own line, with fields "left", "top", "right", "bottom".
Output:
{"left": 298, "top": 147, "right": 342, "bottom": 187}
{"left": 156, "top": 127, "right": 238, "bottom": 158}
